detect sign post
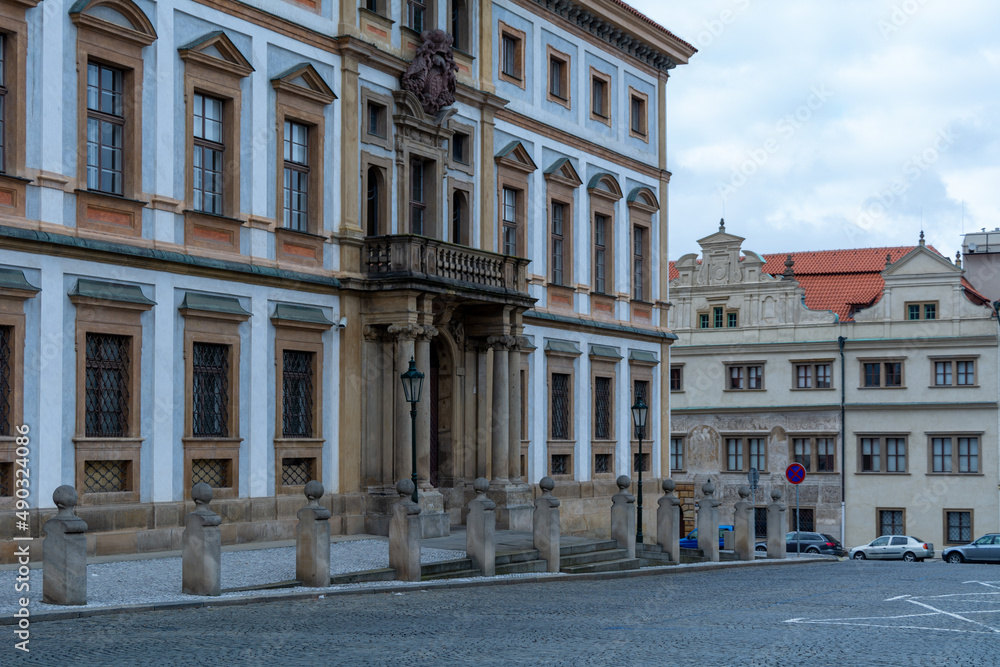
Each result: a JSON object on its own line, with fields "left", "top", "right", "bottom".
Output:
{"left": 785, "top": 463, "right": 806, "bottom": 557}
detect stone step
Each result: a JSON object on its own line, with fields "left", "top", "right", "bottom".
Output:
{"left": 420, "top": 558, "right": 476, "bottom": 577}
{"left": 719, "top": 551, "right": 740, "bottom": 561}
{"left": 679, "top": 554, "right": 708, "bottom": 564}
{"left": 559, "top": 540, "right": 619, "bottom": 557}
{"left": 221, "top": 579, "right": 301, "bottom": 594}
{"left": 495, "top": 559, "right": 550, "bottom": 575}
{"left": 561, "top": 557, "right": 641, "bottom": 574}
{"left": 636, "top": 543, "right": 664, "bottom": 554}
{"left": 495, "top": 549, "right": 540, "bottom": 566}
{"left": 560, "top": 548, "right": 629, "bottom": 567}
{"left": 329, "top": 568, "right": 396, "bottom": 585}
{"left": 637, "top": 551, "right": 674, "bottom": 567}
{"left": 421, "top": 568, "right": 482, "bottom": 581}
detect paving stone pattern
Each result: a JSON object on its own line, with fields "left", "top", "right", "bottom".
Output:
{"left": 12, "top": 560, "right": 1000, "bottom": 666}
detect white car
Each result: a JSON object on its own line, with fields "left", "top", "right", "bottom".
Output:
{"left": 849, "top": 535, "right": 934, "bottom": 562}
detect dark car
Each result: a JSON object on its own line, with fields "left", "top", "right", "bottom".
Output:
{"left": 680, "top": 524, "right": 734, "bottom": 549}
{"left": 942, "top": 534, "right": 1000, "bottom": 563}
{"left": 754, "top": 532, "right": 847, "bottom": 557}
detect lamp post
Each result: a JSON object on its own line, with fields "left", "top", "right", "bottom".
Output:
{"left": 631, "top": 395, "right": 648, "bottom": 544}
{"left": 400, "top": 356, "right": 424, "bottom": 504}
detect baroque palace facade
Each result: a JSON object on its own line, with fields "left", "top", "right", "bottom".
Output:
{"left": 668, "top": 223, "right": 999, "bottom": 550}
{"left": 0, "top": 0, "right": 695, "bottom": 558}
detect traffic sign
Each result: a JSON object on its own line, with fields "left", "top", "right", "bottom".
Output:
{"left": 786, "top": 463, "right": 806, "bottom": 484}
{"left": 748, "top": 467, "right": 760, "bottom": 489}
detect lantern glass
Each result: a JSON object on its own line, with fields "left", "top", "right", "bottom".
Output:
{"left": 631, "top": 396, "right": 648, "bottom": 433}
{"left": 400, "top": 357, "right": 424, "bottom": 404}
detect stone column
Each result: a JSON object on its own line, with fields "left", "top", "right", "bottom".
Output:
{"left": 733, "top": 485, "right": 753, "bottom": 561}
{"left": 656, "top": 479, "right": 681, "bottom": 563}
{"left": 414, "top": 325, "right": 438, "bottom": 490}
{"left": 697, "top": 479, "right": 720, "bottom": 562}
{"left": 296, "top": 481, "right": 331, "bottom": 587}
{"left": 507, "top": 337, "right": 522, "bottom": 482}
{"left": 766, "top": 489, "right": 787, "bottom": 560}
{"left": 466, "top": 478, "right": 496, "bottom": 576}
{"left": 611, "top": 475, "right": 636, "bottom": 558}
{"left": 533, "top": 477, "right": 561, "bottom": 572}
{"left": 388, "top": 324, "right": 419, "bottom": 484}
{"left": 389, "top": 480, "right": 423, "bottom": 582}
{"left": 42, "top": 486, "right": 88, "bottom": 605}
{"left": 182, "top": 483, "right": 222, "bottom": 596}
{"left": 489, "top": 335, "right": 511, "bottom": 485}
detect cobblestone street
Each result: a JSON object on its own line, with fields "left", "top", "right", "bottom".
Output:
{"left": 12, "top": 560, "right": 1000, "bottom": 666}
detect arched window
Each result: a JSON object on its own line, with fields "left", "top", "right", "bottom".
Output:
{"left": 452, "top": 189, "right": 468, "bottom": 244}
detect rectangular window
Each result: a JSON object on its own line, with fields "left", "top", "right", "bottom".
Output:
{"left": 629, "top": 92, "right": 646, "bottom": 136}
{"left": 816, "top": 364, "right": 831, "bottom": 388}
{"left": 502, "top": 186, "right": 518, "bottom": 255}
{"left": 729, "top": 366, "right": 743, "bottom": 390}
{"left": 934, "top": 359, "right": 976, "bottom": 386}
{"left": 592, "top": 77, "right": 606, "bottom": 117}
{"left": 793, "top": 438, "right": 811, "bottom": 472}
{"left": 549, "top": 55, "right": 566, "bottom": 100}
{"left": 817, "top": 438, "right": 834, "bottom": 472}
{"left": 281, "top": 457, "right": 315, "bottom": 487}
{"left": 0, "top": 325, "right": 10, "bottom": 435}
{"left": 932, "top": 436, "right": 979, "bottom": 473}
{"left": 727, "top": 312, "right": 738, "bottom": 328}
{"left": 670, "top": 437, "right": 684, "bottom": 471}
{"left": 551, "top": 202, "right": 565, "bottom": 285}
{"left": 367, "top": 101, "right": 387, "bottom": 139}
{"left": 748, "top": 437, "right": 766, "bottom": 471}
{"left": 594, "top": 376, "right": 611, "bottom": 440}
{"left": 192, "top": 342, "right": 229, "bottom": 438}
{"left": 633, "top": 379, "right": 648, "bottom": 404}
{"left": 83, "top": 460, "right": 129, "bottom": 493}
{"left": 407, "top": 0, "right": 426, "bottom": 32}
{"left": 452, "top": 131, "right": 469, "bottom": 164}
{"left": 500, "top": 30, "right": 522, "bottom": 81}
{"left": 86, "top": 62, "right": 124, "bottom": 195}
{"left": 727, "top": 365, "right": 763, "bottom": 391}
{"left": 796, "top": 365, "right": 811, "bottom": 389}
{"left": 906, "top": 302, "right": 938, "bottom": 320}
{"left": 590, "top": 70, "right": 610, "bottom": 121}
{"left": 862, "top": 360, "right": 904, "bottom": 388}
{"left": 282, "top": 350, "right": 314, "bottom": 438}
{"left": 283, "top": 120, "right": 309, "bottom": 232}
{"left": 793, "top": 436, "right": 836, "bottom": 473}
{"left": 932, "top": 436, "right": 952, "bottom": 473}
{"left": 726, "top": 438, "right": 744, "bottom": 471}
{"left": 594, "top": 453, "right": 611, "bottom": 474}
{"left": 791, "top": 508, "right": 815, "bottom": 532}
{"left": 863, "top": 362, "right": 880, "bottom": 387}
{"left": 714, "top": 307, "right": 724, "bottom": 328}
{"left": 670, "top": 366, "right": 682, "bottom": 392}
{"left": 84, "top": 333, "right": 131, "bottom": 438}
{"left": 551, "top": 372, "right": 570, "bottom": 440}
{"left": 410, "top": 159, "right": 427, "bottom": 236}
{"left": 191, "top": 458, "right": 231, "bottom": 489}
{"left": 699, "top": 313, "right": 709, "bottom": 329}
{"left": 748, "top": 366, "right": 762, "bottom": 389}
{"left": 959, "top": 437, "right": 979, "bottom": 473}
{"left": 551, "top": 453, "right": 569, "bottom": 476}
{"left": 594, "top": 214, "right": 607, "bottom": 294}
{"left": 192, "top": 94, "right": 224, "bottom": 216}
{"left": 861, "top": 437, "right": 880, "bottom": 472}
{"left": 755, "top": 507, "right": 768, "bottom": 538}
{"left": 946, "top": 510, "right": 972, "bottom": 543}
{"left": 885, "top": 362, "right": 901, "bottom": 387}
{"left": 633, "top": 226, "right": 645, "bottom": 301}
{"left": 885, "top": 437, "right": 906, "bottom": 472}
{"left": 908, "top": 304, "right": 920, "bottom": 320}
{"left": 633, "top": 452, "right": 649, "bottom": 473}
{"left": 860, "top": 436, "right": 906, "bottom": 473}
{"left": 880, "top": 509, "right": 905, "bottom": 535}
{"left": 795, "top": 363, "right": 832, "bottom": 389}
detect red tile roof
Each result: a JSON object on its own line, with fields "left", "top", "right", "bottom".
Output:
{"left": 611, "top": 0, "right": 698, "bottom": 53}
{"left": 669, "top": 245, "right": 983, "bottom": 321}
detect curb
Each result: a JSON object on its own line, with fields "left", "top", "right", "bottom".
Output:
{"left": 2, "top": 557, "right": 833, "bottom": 625}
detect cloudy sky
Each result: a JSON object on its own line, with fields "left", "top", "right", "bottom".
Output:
{"left": 628, "top": 0, "right": 1000, "bottom": 262}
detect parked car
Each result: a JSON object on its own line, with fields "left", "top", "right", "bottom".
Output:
{"left": 680, "top": 525, "right": 734, "bottom": 549}
{"left": 754, "top": 532, "right": 847, "bottom": 557}
{"left": 942, "top": 534, "right": 1000, "bottom": 563}
{"left": 849, "top": 535, "right": 934, "bottom": 561}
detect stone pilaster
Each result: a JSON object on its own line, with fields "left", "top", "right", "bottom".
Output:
{"left": 507, "top": 331, "right": 526, "bottom": 482}
{"left": 488, "top": 335, "right": 513, "bottom": 486}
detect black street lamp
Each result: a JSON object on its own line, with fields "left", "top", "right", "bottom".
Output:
{"left": 631, "top": 395, "right": 648, "bottom": 543}
{"left": 400, "top": 356, "right": 424, "bottom": 504}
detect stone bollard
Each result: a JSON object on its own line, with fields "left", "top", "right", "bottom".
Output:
{"left": 766, "top": 488, "right": 787, "bottom": 559}
{"left": 697, "top": 479, "right": 721, "bottom": 562}
{"left": 296, "top": 480, "right": 331, "bottom": 587}
{"left": 533, "top": 476, "right": 561, "bottom": 573}
{"left": 183, "top": 483, "right": 222, "bottom": 596}
{"left": 733, "top": 485, "right": 753, "bottom": 561}
{"left": 657, "top": 478, "right": 681, "bottom": 563}
{"left": 466, "top": 478, "right": 496, "bottom": 576}
{"left": 42, "top": 486, "right": 88, "bottom": 605}
{"left": 611, "top": 475, "right": 636, "bottom": 558}
{"left": 389, "top": 479, "right": 422, "bottom": 582}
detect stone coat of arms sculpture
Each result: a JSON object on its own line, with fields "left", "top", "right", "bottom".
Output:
{"left": 401, "top": 29, "right": 459, "bottom": 116}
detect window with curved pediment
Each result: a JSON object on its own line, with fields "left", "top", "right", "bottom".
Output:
{"left": 627, "top": 187, "right": 658, "bottom": 304}
{"left": 588, "top": 174, "right": 622, "bottom": 307}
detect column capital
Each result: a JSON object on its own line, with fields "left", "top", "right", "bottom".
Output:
{"left": 419, "top": 324, "right": 440, "bottom": 340}
{"left": 387, "top": 323, "right": 422, "bottom": 340}
{"left": 487, "top": 334, "right": 516, "bottom": 350}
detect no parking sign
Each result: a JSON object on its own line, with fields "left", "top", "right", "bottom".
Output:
{"left": 786, "top": 463, "right": 806, "bottom": 484}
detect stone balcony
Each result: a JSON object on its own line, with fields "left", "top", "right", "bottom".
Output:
{"left": 363, "top": 235, "right": 532, "bottom": 303}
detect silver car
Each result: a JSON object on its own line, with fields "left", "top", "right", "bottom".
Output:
{"left": 849, "top": 535, "right": 934, "bottom": 562}
{"left": 942, "top": 534, "right": 1000, "bottom": 563}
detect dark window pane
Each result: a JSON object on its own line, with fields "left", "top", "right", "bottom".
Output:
{"left": 282, "top": 350, "right": 314, "bottom": 438}
{"left": 85, "top": 333, "right": 130, "bottom": 437}
{"left": 192, "top": 343, "right": 229, "bottom": 438}
{"left": 551, "top": 373, "right": 570, "bottom": 439}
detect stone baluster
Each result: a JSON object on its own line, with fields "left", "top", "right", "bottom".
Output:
{"left": 182, "top": 483, "right": 222, "bottom": 596}
{"left": 766, "top": 489, "right": 787, "bottom": 560}
{"left": 533, "top": 477, "right": 561, "bottom": 572}
{"left": 42, "top": 485, "right": 88, "bottom": 605}
{"left": 466, "top": 478, "right": 496, "bottom": 576}
{"left": 697, "top": 479, "right": 721, "bottom": 562}
{"left": 610, "top": 475, "right": 636, "bottom": 558}
{"left": 389, "top": 479, "right": 422, "bottom": 582}
{"left": 296, "top": 481, "right": 332, "bottom": 587}
{"left": 656, "top": 478, "right": 681, "bottom": 563}
{"left": 733, "top": 485, "right": 753, "bottom": 561}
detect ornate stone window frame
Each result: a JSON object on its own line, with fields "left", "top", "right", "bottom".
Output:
{"left": 928, "top": 355, "right": 978, "bottom": 388}
{"left": 545, "top": 339, "right": 579, "bottom": 480}
{"left": 627, "top": 187, "right": 657, "bottom": 321}
{"left": 669, "top": 435, "right": 686, "bottom": 473}
{"left": 588, "top": 173, "right": 622, "bottom": 318}
{"left": 589, "top": 67, "right": 612, "bottom": 125}
{"left": 544, "top": 157, "right": 581, "bottom": 309}
{"left": 628, "top": 86, "right": 649, "bottom": 141}
{"left": 447, "top": 118, "right": 475, "bottom": 176}
{"left": 272, "top": 64, "right": 336, "bottom": 266}
{"left": 180, "top": 293, "right": 250, "bottom": 500}
{"left": 0, "top": 2, "right": 37, "bottom": 218}
{"left": 179, "top": 32, "right": 253, "bottom": 254}
{"left": 926, "top": 432, "right": 983, "bottom": 475}
{"left": 789, "top": 434, "right": 839, "bottom": 474}
{"left": 360, "top": 87, "right": 393, "bottom": 151}
{"left": 70, "top": 279, "right": 154, "bottom": 505}
{"left": 943, "top": 509, "right": 973, "bottom": 545}
{"left": 628, "top": 351, "right": 656, "bottom": 475}
{"left": 590, "top": 345, "right": 620, "bottom": 480}
{"left": 361, "top": 151, "right": 393, "bottom": 237}
{"left": 498, "top": 21, "right": 525, "bottom": 88}
{"left": 0, "top": 268, "right": 38, "bottom": 510}
{"left": 669, "top": 364, "right": 684, "bottom": 392}
{"left": 448, "top": 177, "right": 473, "bottom": 246}
{"left": 71, "top": 0, "right": 157, "bottom": 239}
{"left": 876, "top": 507, "right": 906, "bottom": 537}
{"left": 272, "top": 305, "right": 332, "bottom": 495}
{"left": 790, "top": 358, "right": 835, "bottom": 391}
{"left": 495, "top": 141, "right": 536, "bottom": 257}
{"left": 858, "top": 356, "right": 906, "bottom": 389}
{"left": 724, "top": 361, "right": 766, "bottom": 392}
{"left": 392, "top": 90, "right": 451, "bottom": 240}
{"left": 546, "top": 44, "right": 571, "bottom": 109}
{"left": 856, "top": 433, "right": 910, "bottom": 474}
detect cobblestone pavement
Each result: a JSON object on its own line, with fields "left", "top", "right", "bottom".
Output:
{"left": 11, "top": 560, "right": 1000, "bottom": 666}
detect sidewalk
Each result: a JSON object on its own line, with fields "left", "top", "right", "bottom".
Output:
{"left": 1, "top": 530, "right": 833, "bottom": 624}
